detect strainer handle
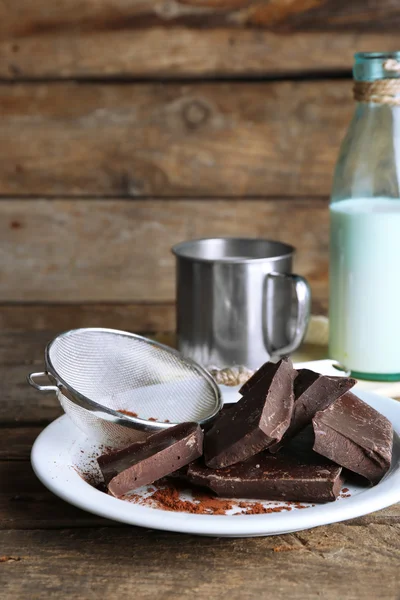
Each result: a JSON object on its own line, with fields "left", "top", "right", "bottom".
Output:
{"left": 27, "top": 372, "right": 58, "bottom": 392}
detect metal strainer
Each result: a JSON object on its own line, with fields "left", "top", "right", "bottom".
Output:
{"left": 28, "top": 328, "right": 222, "bottom": 447}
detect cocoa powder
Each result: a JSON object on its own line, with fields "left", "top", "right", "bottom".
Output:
{"left": 339, "top": 487, "right": 352, "bottom": 499}
{"left": 124, "top": 481, "right": 234, "bottom": 514}
{"left": 122, "top": 480, "right": 304, "bottom": 516}
{"left": 118, "top": 409, "right": 138, "bottom": 417}
{"left": 238, "top": 502, "right": 292, "bottom": 515}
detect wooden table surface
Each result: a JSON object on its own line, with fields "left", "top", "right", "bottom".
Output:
{"left": 2, "top": 330, "right": 400, "bottom": 600}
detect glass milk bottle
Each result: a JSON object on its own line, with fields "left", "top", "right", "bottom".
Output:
{"left": 329, "top": 52, "right": 400, "bottom": 380}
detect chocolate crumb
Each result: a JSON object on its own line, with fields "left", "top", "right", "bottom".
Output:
{"left": 0, "top": 556, "right": 21, "bottom": 563}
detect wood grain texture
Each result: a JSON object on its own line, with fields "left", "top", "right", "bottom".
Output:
{"left": 0, "top": 199, "right": 329, "bottom": 302}
{"left": 0, "top": 304, "right": 175, "bottom": 334}
{"left": 0, "top": 330, "right": 176, "bottom": 367}
{"left": 0, "top": 365, "right": 63, "bottom": 424}
{"left": 1, "top": 2, "right": 400, "bottom": 79}
{"left": 0, "top": 330, "right": 54, "bottom": 365}
{"left": 0, "top": 461, "right": 114, "bottom": 529}
{"left": 2, "top": 29, "right": 400, "bottom": 79}
{"left": 0, "top": 81, "right": 352, "bottom": 197}
{"left": 0, "top": 427, "right": 43, "bottom": 460}
{"left": 3, "top": 0, "right": 400, "bottom": 37}
{"left": 1, "top": 525, "right": 400, "bottom": 599}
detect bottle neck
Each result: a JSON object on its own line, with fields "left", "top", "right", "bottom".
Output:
{"left": 354, "top": 52, "right": 400, "bottom": 82}
{"left": 353, "top": 54, "right": 400, "bottom": 108}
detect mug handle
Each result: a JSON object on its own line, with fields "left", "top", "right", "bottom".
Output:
{"left": 264, "top": 272, "right": 311, "bottom": 358}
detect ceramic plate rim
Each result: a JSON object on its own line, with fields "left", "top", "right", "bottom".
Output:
{"left": 31, "top": 389, "right": 400, "bottom": 537}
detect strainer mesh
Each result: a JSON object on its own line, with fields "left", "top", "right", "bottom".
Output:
{"left": 48, "top": 330, "right": 219, "bottom": 444}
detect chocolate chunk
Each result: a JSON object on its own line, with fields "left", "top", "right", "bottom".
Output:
{"left": 202, "top": 404, "right": 234, "bottom": 433}
{"left": 239, "top": 360, "right": 280, "bottom": 396}
{"left": 313, "top": 392, "right": 393, "bottom": 484}
{"left": 188, "top": 430, "right": 344, "bottom": 503}
{"left": 97, "top": 422, "right": 203, "bottom": 497}
{"left": 270, "top": 370, "right": 356, "bottom": 452}
{"left": 204, "top": 358, "right": 295, "bottom": 469}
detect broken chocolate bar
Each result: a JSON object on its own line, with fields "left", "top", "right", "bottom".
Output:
{"left": 204, "top": 358, "right": 295, "bottom": 469}
{"left": 313, "top": 391, "right": 393, "bottom": 484}
{"left": 189, "top": 429, "right": 344, "bottom": 503}
{"left": 239, "top": 360, "right": 279, "bottom": 396}
{"left": 97, "top": 422, "right": 203, "bottom": 497}
{"left": 269, "top": 369, "right": 356, "bottom": 452}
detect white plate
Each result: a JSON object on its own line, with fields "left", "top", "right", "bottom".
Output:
{"left": 31, "top": 389, "right": 400, "bottom": 538}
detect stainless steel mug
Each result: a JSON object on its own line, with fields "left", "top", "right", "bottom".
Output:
{"left": 172, "top": 237, "right": 311, "bottom": 370}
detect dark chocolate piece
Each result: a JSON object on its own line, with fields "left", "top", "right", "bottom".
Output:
{"left": 188, "top": 429, "right": 344, "bottom": 503}
{"left": 204, "top": 358, "right": 295, "bottom": 469}
{"left": 239, "top": 360, "right": 279, "bottom": 396}
{"left": 97, "top": 422, "right": 203, "bottom": 497}
{"left": 269, "top": 370, "right": 356, "bottom": 452}
{"left": 313, "top": 392, "right": 393, "bottom": 484}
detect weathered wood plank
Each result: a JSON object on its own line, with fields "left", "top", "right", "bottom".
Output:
{"left": 0, "top": 461, "right": 114, "bottom": 529}
{"left": 0, "top": 330, "right": 177, "bottom": 368}
{"left": 0, "top": 427, "right": 43, "bottom": 460}
{"left": 1, "top": 2, "right": 400, "bottom": 78}
{"left": 0, "top": 199, "right": 330, "bottom": 302}
{"left": 2, "top": 30, "right": 400, "bottom": 80}
{"left": 0, "top": 331, "right": 53, "bottom": 365}
{"left": 3, "top": 0, "right": 400, "bottom": 37}
{"left": 1, "top": 525, "right": 399, "bottom": 599}
{"left": 0, "top": 492, "right": 114, "bottom": 530}
{"left": 0, "top": 365, "right": 63, "bottom": 424}
{"left": 0, "top": 82, "right": 352, "bottom": 196}
{"left": 0, "top": 327, "right": 176, "bottom": 367}
{"left": 0, "top": 303, "right": 175, "bottom": 333}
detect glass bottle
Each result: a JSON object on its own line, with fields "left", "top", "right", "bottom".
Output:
{"left": 329, "top": 52, "right": 400, "bottom": 380}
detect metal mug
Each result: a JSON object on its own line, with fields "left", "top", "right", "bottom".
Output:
{"left": 172, "top": 237, "right": 311, "bottom": 370}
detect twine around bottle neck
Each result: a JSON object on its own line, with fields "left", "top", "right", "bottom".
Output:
{"left": 353, "top": 59, "right": 400, "bottom": 106}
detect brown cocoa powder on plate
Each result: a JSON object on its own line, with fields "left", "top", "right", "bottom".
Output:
{"left": 238, "top": 502, "right": 292, "bottom": 515}
{"left": 151, "top": 486, "right": 234, "bottom": 514}
{"left": 122, "top": 480, "right": 300, "bottom": 516}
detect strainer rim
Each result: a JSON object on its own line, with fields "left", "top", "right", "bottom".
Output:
{"left": 44, "top": 327, "right": 223, "bottom": 432}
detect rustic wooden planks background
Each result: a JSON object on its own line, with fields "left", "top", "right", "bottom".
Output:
{"left": 2, "top": 0, "right": 400, "bottom": 333}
